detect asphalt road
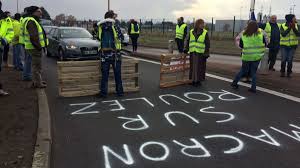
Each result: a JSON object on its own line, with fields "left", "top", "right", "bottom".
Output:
{"left": 43, "top": 56, "right": 300, "bottom": 168}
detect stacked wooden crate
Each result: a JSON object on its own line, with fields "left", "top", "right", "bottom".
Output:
{"left": 160, "top": 54, "right": 191, "bottom": 88}
{"left": 57, "top": 58, "right": 139, "bottom": 97}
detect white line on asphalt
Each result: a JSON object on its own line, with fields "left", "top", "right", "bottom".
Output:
{"left": 124, "top": 55, "right": 300, "bottom": 103}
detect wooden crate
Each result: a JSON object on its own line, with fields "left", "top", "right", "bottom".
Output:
{"left": 57, "top": 58, "right": 139, "bottom": 97}
{"left": 160, "top": 54, "right": 191, "bottom": 88}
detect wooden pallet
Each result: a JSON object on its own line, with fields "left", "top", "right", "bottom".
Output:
{"left": 57, "top": 58, "right": 139, "bottom": 97}
{"left": 160, "top": 54, "right": 191, "bottom": 88}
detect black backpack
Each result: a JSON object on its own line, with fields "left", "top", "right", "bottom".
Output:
{"left": 100, "top": 24, "right": 115, "bottom": 49}
{"left": 133, "top": 23, "right": 139, "bottom": 32}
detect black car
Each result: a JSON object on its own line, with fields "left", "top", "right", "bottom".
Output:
{"left": 47, "top": 27, "right": 100, "bottom": 61}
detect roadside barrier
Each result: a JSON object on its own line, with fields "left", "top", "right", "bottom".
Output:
{"left": 57, "top": 58, "right": 139, "bottom": 97}
{"left": 160, "top": 54, "right": 191, "bottom": 88}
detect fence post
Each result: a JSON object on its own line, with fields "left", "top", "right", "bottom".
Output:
{"left": 162, "top": 18, "right": 165, "bottom": 35}
{"left": 151, "top": 19, "right": 153, "bottom": 33}
{"left": 140, "top": 19, "right": 142, "bottom": 32}
{"left": 211, "top": 17, "right": 214, "bottom": 38}
{"left": 233, "top": 16, "right": 236, "bottom": 38}
{"left": 168, "top": 40, "right": 174, "bottom": 54}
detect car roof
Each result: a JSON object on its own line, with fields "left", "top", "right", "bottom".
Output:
{"left": 58, "top": 27, "right": 86, "bottom": 30}
{"left": 44, "top": 26, "right": 57, "bottom": 28}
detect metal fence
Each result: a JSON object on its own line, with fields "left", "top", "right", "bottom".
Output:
{"left": 53, "top": 14, "right": 298, "bottom": 41}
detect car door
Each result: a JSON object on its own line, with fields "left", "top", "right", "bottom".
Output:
{"left": 47, "top": 28, "right": 55, "bottom": 55}
{"left": 51, "top": 28, "right": 60, "bottom": 56}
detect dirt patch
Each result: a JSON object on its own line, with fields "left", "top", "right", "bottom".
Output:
{"left": 0, "top": 67, "right": 38, "bottom": 168}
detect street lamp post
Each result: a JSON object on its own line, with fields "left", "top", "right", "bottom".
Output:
{"left": 17, "top": 0, "right": 19, "bottom": 13}
{"left": 108, "top": 0, "right": 110, "bottom": 11}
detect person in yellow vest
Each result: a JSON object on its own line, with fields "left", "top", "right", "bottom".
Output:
{"left": 0, "top": 1, "right": 13, "bottom": 96}
{"left": 2, "top": 11, "right": 13, "bottom": 67}
{"left": 97, "top": 11, "right": 123, "bottom": 98}
{"left": 175, "top": 17, "right": 187, "bottom": 53}
{"left": 231, "top": 21, "right": 267, "bottom": 93}
{"left": 128, "top": 19, "right": 140, "bottom": 52}
{"left": 12, "top": 13, "right": 23, "bottom": 71}
{"left": 280, "top": 14, "right": 300, "bottom": 78}
{"left": 23, "top": 6, "right": 47, "bottom": 88}
{"left": 184, "top": 19, "right": 210, "bottom": 87}
{"left": 259, "top": 15, "right": 281, "bottom": 71}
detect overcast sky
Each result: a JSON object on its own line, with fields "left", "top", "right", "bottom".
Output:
{"left": 2, "top": 0, "right": 300, "bottom": 21}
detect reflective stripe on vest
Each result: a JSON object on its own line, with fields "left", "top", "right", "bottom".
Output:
{"left": 176, "top": 23, "right": 187, "bottom": 40}
{"left": 189, "top": 29, "right": 207, "bottom": 54}
{"left": 280, "top": 23, "right": 299, "bottom": 46}
{"left": 24, "top": 17, "right": 46, "bottom": 49}
{"left": 264, "top": 22, "right": 281, "bottom": 38}
{"left": 130, "top": 23, "right": 140, "bottom": 34}
{"left": 241, "top": 32, "right": 265, "bottom": 61}
{"left": 98, "top": 25, "right": 121, "bottom": 50}
{"left": 19, "top": 17, "right": 29, "bottom": 44}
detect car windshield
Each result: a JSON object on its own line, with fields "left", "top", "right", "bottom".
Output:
{"left": 60, "top": 28, "right": 92, "bottom": 38}
{"left": 44, "top": 27, "right": 53, "bottom": 34}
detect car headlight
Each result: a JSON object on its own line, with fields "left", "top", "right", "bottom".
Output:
{"left": 66, "top": 45, "right": 78, "bottom": 49}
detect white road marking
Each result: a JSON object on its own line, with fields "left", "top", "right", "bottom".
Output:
{"left": 124, "top": 56, "right": 300, "bottom": 103}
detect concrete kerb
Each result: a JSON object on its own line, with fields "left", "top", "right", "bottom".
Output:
{"left": 32, "top": 89, "right": 51, "bottom": 168}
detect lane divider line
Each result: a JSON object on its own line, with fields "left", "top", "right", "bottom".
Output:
{"left": 124, "top": 55, "right": 300, "bottom": 103}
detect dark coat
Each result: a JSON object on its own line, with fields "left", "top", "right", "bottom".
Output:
{"left": 259, "top": 22, "right": 281, "bottom": 49}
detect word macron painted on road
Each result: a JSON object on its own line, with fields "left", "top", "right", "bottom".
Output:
{"left": 68, "top": 90, "right": 300, "bottom": 168}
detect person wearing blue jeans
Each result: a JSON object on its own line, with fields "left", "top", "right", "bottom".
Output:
{"left": 13, "top": 44, "right": 23, "bottom": 71}
{"left": 22, "top": 51, "right": 32, "bottom": 81}
{"left": 232, "top": 61, "right": 260, "bottom": 91}
{"left": 231, "top": 21, "right": 267, "bottom": 93}
{"left": 279, "top": 14, "right": 300, "bottom": 78}
{"left": 100, "top": 52, "right": 123, "bottom": 97}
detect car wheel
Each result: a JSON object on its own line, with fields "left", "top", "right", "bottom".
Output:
{"left": 58, "top": 49, "right": 65, "bottom": 61}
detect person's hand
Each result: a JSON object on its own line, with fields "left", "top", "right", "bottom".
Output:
{"left": 183, "top": 49, "right": 188, "bottom": 54}
{"left": 291, "top": 22, "right": 296, "bottom": 29}
{"left": 0, "top": 38, "right": 7, "bottom": 46}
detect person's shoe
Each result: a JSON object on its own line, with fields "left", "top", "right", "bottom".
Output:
{"left": 0, "top": 90, "right": 9, "bottom": 96}
{"left": 248, "top": 88, "right": 256, "bottom": 93}
{"left": 231, "top": 83, "right": 239, "bottom": 90}
{"left": 280, "top": 73, "right": 285, "bottom": 77}
{"left": 37, "top": 83, "right": 47, "bottom": 88}
{"left": 117, "top": 93, "right": 124, "bottom": 97}
{"left": 97, "top": 93, "right": 107, "bottom": 99}
{"left": 23, "top": 78, "right": 32, "bottom": 81}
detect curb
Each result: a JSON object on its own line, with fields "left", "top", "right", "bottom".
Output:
{"left": 32, "top": 89, "right": 51, "bottom": 168}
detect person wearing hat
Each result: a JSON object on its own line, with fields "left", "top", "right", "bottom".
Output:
{"left": 0, "top": 1, "right": 14, "bottom": 96}
{"left": 280, "top": 14, "right": 300, "bottom": 78}
{"left": 23, "top": 6, "right": 47, "bottom": 88}
{"left": 97, "top": 11, "right": 124, "bottom": 98}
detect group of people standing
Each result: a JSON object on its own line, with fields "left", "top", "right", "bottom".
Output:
{"left": 175, "top": 14, "right": 299, "bottom": 93}
{"left": 0, "top": 0, "right": 48, "bottom": 96}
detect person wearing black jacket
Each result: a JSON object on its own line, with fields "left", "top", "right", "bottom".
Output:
{"left": 175, "top": 17, "right": 187, "bottom": 53}
{"left": 259, "top": 15, "right": 281, "bottom": 71}
{"left": 184, "top": 19, "right": 210, "bottom": 87}
{"left": 128, "top": 19, "right": 140, "bottom": 52}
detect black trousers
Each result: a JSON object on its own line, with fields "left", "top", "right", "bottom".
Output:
{"left": 176, "top": 39, "right": 184, "bottom": 53}
{"left": 268, "top": 48, "right": 279, "bottom": 70}
{"left": 2, "top": 44, "right": 9, "bottom": 63}
{"left": 130, "top": 35, "right": 139, "bottom": 52}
